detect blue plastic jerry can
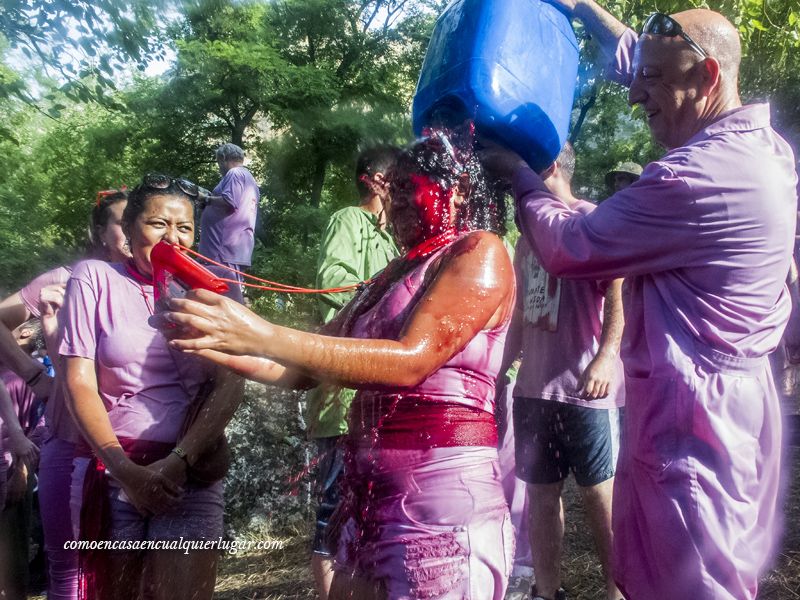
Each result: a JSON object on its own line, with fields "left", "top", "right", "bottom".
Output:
{"left": 412, "top": 0, "right": 579, "bottom": 172}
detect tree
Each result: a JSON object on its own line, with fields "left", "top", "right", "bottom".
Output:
{"left": 568, "top": 0, "right": 800, "bottom": 198}
{"left": 0, "top": 0, "right": 167, "bottom": 109}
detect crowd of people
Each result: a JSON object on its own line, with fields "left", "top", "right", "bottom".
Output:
{"left": 1, "top": 1, "right": 799, "bottom": 600}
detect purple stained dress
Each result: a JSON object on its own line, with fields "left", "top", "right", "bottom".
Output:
{"left": 512, "top": 30, "right": 798, "bottom": 600}
{"left": 334, "top": 234, "right": 515, "bottom": 599}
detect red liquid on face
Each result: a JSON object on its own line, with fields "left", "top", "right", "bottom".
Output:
{"left": 410, "top": 174, "right": 453, "bottom": 240}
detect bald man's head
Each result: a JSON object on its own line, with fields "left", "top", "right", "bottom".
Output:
{"left": 628, "top": 9, "right": 743, "bottom": 149}
{"left": 673, "top": 9, "right": 742, "bottom": 94}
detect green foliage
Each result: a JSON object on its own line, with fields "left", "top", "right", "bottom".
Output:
{"left": 1, "top": 0, "right": 799, "bottom": 301}
{"left": 0, "top": 0, "right": 167, "bottom": 109}
{"left": 569, "top": 0, "right": 800, "bottom": 199}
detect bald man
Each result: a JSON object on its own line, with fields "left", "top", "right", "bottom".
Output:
{"left": 486, "top": 2, "right": 797, "bottom": 599}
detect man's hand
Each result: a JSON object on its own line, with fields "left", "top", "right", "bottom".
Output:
{"left": 6, "top": 462, "right": 29, "bottom": 504}
{"left": 9, "top": 430, "right": 39, "bottom": 467}
{"left": 542, "top": 0, "right": 580, "bottom": 14}
{"left": 477, "top": 139, "right": 529, "bottom": 185}
{"left": 39, "top": 283, "right": 66, "bottom": 357}
{"left": 577, "top": 353, "right": 616, "bottom": 399}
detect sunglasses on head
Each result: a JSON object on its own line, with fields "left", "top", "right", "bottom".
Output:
{"left": 641, "top": 13, "right": 708, "bottom": 59}
{"left": 95, "top": 186, "right": 127, "bottom": 207}
{"left": 142, "top": 173, "right": 199, "bottom": 198}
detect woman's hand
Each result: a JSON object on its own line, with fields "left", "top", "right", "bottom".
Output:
{"left": 161, "top": 289, "right": 271, "bottom": 357}
{"left": 113, "top": 461, "right": 183, "bottom": 517}
{"left": 147, "top": 453, "right": 188, "bottom": 489}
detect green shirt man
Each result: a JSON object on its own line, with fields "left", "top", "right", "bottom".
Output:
{"left": 307, "top": 205, "right": 399, "bottom": 438}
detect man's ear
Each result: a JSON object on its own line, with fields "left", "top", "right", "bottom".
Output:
{"left": 699, "top": 57, "right": 721, "bottom": 96}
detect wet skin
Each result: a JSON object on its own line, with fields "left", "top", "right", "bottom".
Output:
{"left": 163, "top": 174, "right": 515, "bottom": 390}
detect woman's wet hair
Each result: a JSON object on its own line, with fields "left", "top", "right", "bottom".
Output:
{"left": 87, "top": 189, "right": 128, "bottom": 259}
{"left": 122, "top": 175, "right": 197, "bottom": 232}
{"left": 389, "top": 129, "right": 507, "bottom": 236}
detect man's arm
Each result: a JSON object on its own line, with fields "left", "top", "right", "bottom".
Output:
{"left": 547, "top": 0, "right": 627, "bottom": 56}
{"left": 546, "top": 0, "right": 634, "bottom": 82}
{"left": 316, "top": 210, "right": 367, "bottom": 317}
{"left": 513, "top": 165, "right": 698, "bottom": 281}
{"left": 0, "top": 293, "right": 50, "bottom": 396}
{"left": 200, "top": 194, "right": 235, "bottom": 214}
{"left": 578, "top": 278, "right": 624, "bottom": 399}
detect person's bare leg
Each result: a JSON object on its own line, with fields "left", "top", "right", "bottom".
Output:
{"left": 313, "top": 553, "right": 336, "bottom": 600}
{"left": 528, "top": 481, "right": 565, "bottom": 599}
{"left": 148, "top": 549, "right": 219, "bottom": 600}
{"left": 579, "top": 478, "right": 621, "bottom": 600}
{"left": 99, "top": 551, "right": 144, "bottom": 600}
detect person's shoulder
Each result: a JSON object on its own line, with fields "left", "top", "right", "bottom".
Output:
{"left": 229, "top": 166, "right": 257, "bottom": 182}
{"left": 70, "top": 259, "right": 124, "bottom": 283}
{"left": 449, "top": 230, "right": 509, "bottom": 262}
{"left": 331, "top": 205, "right": 368, "bottom": 221}
{"left": 23, "top": 265, "right": 72, "bottom": 294}
{"left": 326, "top": 206, "right": 371, "bottom": 231}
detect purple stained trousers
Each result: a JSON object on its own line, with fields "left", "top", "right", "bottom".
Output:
{"left": 38, "top": 437, "right": 78, "bottom": 600}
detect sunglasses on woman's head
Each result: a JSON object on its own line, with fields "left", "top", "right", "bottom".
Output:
{"left": 95, "top": 186, "right": 127, "bottom": 207}
{"left": 142, "top": 173, "right": 199, "bottom": 198}
{"left": 641, "top": 13, "right": 709, "bottom": 59}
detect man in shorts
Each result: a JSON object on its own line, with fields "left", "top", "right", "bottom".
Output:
{"left": 506, "top": 143, "right": 625, "bottom": 600}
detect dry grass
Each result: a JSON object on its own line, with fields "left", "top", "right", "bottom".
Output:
{"left": 213, "top": 533, "right": 315, "bottom": 600}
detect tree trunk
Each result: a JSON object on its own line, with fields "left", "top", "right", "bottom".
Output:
{"left": 232, "top": 120, "right": 246, "bottom": 147}
{"left": 310, "top": 156, "right": 327, "bottom": 208}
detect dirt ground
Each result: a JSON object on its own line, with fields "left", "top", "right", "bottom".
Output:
{"left": 212, "top": 447, "right": 800, "bottom": 600}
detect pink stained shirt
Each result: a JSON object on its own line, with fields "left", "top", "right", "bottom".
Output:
{"left": 59, "top": 260, "right": 212, "bottom": 445}
{"left": 199, "top": 166, "right": 259, "bottom": 266}
{"left": 19, "top": 265, "right": 77, "bottom": 443}
{"left": 513, "top": 228, "right": 624, "bottom": 410}
{"left": 512, "top": 30, "right": 797, "bottom": 600}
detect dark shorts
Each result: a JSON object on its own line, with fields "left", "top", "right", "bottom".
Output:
{"left": 312, "top": 436, "right": 345, "bottom": 556}
{"left": 513, "top": 397, "right": 622, "bottom": 487}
